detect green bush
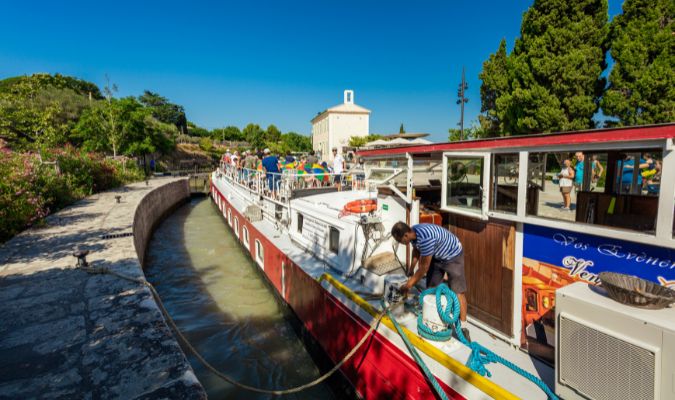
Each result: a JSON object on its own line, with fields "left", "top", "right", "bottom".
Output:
{"left": 0, "top": 146, "right": 144, "bottom": 243}
{"left": 198, "top": 137, "right": 213, "bottom": 152}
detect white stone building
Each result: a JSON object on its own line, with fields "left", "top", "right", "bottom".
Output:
{"left": 311, "top": 90, "right": 370, "bottom": 160}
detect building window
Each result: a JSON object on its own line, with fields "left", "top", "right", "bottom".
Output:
{"left": 297, "top": 213, "right": 304, "bottom": 234}
{"left": 526, "top": 149, "right": 661, "bottom": 233}
{"left": 490, "top": 153, "right": 519, "bottom": 214}
{"left": 255, "top": 239, "right": 264, "bottom": 268}
{"left": 329, "top": 227, "right": 339, "bottom": 254}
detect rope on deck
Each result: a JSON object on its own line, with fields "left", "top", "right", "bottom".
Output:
{"left": 418, "top": 284, "right": 559, "bottom": 400}
{"left": 80, "top": 265, "right": 394, "bottom": 395}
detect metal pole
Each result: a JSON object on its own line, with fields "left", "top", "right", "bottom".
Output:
{"left": 460, "top": 68, "right": 465, "bottom": 140}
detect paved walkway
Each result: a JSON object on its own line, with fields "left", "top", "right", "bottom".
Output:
{"left": 0, "top": 178, "right": 206, "bottom": 400}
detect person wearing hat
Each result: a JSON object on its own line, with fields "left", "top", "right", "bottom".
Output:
{"left": 261, "top": 148, "right": 280, "bottom": 193}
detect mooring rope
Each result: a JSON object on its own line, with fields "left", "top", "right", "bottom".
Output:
{"left": 383, "top": 300, "right": 450, "bottom": 400}
{"left": 80, "top": 265, "right": 393, "bottom": 395}
{"left": 418, "top": 284, "right": 559, "bottom": 400}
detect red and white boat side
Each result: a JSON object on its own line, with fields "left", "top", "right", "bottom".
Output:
{"left": 211, "top": 123, "right": 675, "bottom": 400}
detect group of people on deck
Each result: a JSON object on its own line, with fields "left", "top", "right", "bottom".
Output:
{"left": 222, "top": 147, "right": 366, "bottom": 195}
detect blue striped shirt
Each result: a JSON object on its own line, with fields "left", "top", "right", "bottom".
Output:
{"left": 411, "top": 224, "right": 462, "bottom": 261}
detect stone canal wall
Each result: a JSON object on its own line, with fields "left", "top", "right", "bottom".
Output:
{"left": 0, "top": 178, "right": 206, "bottom": 399}
{"left": 134, "top": 179, "right": 191, "bottom": 266}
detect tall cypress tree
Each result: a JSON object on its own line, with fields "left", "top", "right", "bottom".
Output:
{"left": 601, "top": 0, "right": 675, "bottom": 125}
{"left": 479, "top": 39, "right": 509, "bottom": 136}
{"left": 483, "top": 0, "right": 609, "bottom": 135}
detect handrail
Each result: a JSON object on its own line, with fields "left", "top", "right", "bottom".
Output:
{"left": 317, "top": 273, "right": 519, "bottom": 400}
{"left": 217, "top": 163, "right": 361, "bottom": 203}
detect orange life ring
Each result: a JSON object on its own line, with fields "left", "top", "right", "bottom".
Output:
{"left": 343, "top": 199, "right": 377, "bottom": 214}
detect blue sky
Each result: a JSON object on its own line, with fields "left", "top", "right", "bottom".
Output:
{"left": 1, "top": 1, "right": 623, "bottom": 142}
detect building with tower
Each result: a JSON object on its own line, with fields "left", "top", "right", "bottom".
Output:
{"left": 311, "top": 90, "right": 370, "bottom": 160}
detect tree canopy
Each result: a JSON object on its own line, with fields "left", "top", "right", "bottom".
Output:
{"left": 478, "top": 0, "right": 609, "bottom": 135}
{"left": 601, "top": 0, "right": 675, "bottom": 125}
{"left": 138, "top": 91, "right": 188, "bottom": 133}
{"left": 349, "top": 134, "right": 383, "bottom": 148}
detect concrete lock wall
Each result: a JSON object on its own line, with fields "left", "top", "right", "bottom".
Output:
{"left": 134, "top": 179, "right": 191, "bottom": 266}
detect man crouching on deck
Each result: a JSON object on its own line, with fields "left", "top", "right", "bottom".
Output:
{"left": 391, "top": 222, "right": 470, "bottom": 340}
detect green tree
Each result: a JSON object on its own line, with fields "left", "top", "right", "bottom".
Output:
{"left": 265, "top": 124, "right": 282, "bottom": 143}
{"left": 349, "top": 134, "right": 383, "bottom": 148}
{"left": 482, "top": 0, "right": 609, "bottom": 135}
{"left": 0, "top": 73, "right": 103, "bottom": 99}
{"left": 478, "top": 39, "right": 509, "bottom": 136}
{"left": 601, "top": 0, "right": 675, "bottom": 125}
{"left": 0, "top": 77, "right": 65, "bottom": 149}
{"left": 243, "top": 123, "right": 265, "bottom": 148}
{"left": 281, "top": 132, "right": 312, "bottom": 151}
{"left": 399, "top": 123, "right": 406, "bottom": 133}
{"left": 187, "top": 121, "right": 210, "bottom": 137}
{"left": 138, "top": 90, "right": 188, "bottom": 133}
{"left": 212, "top": 126, "right": 243, "bottom": 141}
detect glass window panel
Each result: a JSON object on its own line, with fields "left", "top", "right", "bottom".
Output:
{"left": 526, "top": 152, "right": 576, "bottom": 222}
{"left": 446, "top": 156, "right": 484, "bottom": 211}
{"left": 491, "top": 153, "right": 519, "bottom": 214}
{"left": 526, "top": 149, "right": 661, "bottom": 233}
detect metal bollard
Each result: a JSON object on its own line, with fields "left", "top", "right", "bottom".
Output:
{"left": 115, "top": 195, "right": 121, "bottom": 203}
{"left": 72, "top": 249, "right": 90, "bottom": 268}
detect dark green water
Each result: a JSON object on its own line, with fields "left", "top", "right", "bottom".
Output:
{"left": 145, "top": 197, "right": 337, "bottom": 399}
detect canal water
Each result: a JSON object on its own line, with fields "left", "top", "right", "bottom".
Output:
{"left": 145, "top": 197, "right": 338, "bottom": 399}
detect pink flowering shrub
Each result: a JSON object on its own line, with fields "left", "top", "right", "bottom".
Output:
{"left": 0, "top": 146, "right": 144, "bottom": 242}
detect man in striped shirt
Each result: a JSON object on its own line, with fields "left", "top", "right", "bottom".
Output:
{"left": 392, "top": 222, "right": 468, "bottom": 326}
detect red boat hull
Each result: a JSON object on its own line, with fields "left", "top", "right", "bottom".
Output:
{"left": 211, "top": 186, "right": 465, "bottom": 399}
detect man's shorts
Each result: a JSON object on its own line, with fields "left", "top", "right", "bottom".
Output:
{"left": 333, "top": 174, "right": 342, "bottom": 184}
{"left": 426, "top": 251, "right": 467, "bottom": 293}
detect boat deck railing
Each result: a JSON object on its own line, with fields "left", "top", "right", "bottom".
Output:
{"left": 217, "top": 163, "right": 366, "bottom": 203}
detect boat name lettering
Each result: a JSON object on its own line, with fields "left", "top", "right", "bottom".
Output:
{"left": 552, "top": 233, "right": 589, "bottom": 250}
{"left": 597, "top": 244, "right": 675, "bottom": 269}
{"left": 552, "top": 232, "right": 675, "bottom": 270}
{"left": 561, "top": 256, "right": 601, "bottom": 284}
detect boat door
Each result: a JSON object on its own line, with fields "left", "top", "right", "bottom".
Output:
{"left": 442, "top": 152, "right": 515, "bottom": 336}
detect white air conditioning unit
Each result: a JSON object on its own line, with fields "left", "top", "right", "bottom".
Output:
{"left": 555, "top": 282, "right": 675, "bottom": 400}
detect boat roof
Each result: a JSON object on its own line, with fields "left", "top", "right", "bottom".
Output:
{"left": 357, "top": 123, "right": 675, "bottom": 157}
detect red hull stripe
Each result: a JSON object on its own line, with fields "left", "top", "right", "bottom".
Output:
{"left": 357, "top": 123, "right": 675, "bottom": 157}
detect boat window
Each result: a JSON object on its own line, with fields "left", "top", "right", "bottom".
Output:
{"left": 228, "top": 209, "right": 232, "bottom": 226}
{"left": 234, "top": 217, "right": 239, "bottom": 238}
{"left": 490, "top": 153, "right": 519, "bottom": 214}
{"left": 526, "top": 149, "right": 662, "bottom": 233}
{"left": 364, "top": 156, "right": 408, "bottom": 187}
{"left": 329, "top": 227, "right": 339, "bottom": 254}
{"left": 243, "top": 226, "right": 249, "bottom": 247}
{"left": 255, "top": 239, "right": 264, "bottom": 267}
{"left": 443, "top": 155, "right": 487, "bottom": 215}
{"left": 297, "top": 213, "right": 303, "bottom": 234}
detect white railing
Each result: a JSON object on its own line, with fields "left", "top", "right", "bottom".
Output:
{"left": 218, "top": 163, "right": 365, "bottom": 202}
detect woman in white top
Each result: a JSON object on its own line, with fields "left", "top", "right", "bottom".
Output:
{"left": 558, "top": 158, "right": 575, "bottom": 210}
